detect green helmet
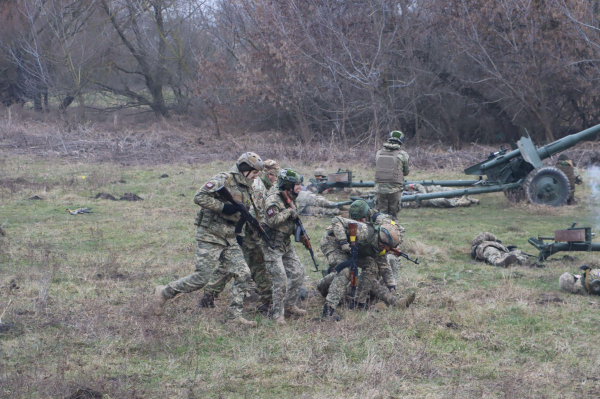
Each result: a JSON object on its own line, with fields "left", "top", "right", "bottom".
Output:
{"left": 277, "top": 168, "right": 304, "bottom": 190}
{"left": 349, "top": 200, "right": 370, "bottom": 220}
{"left": 388, "top": 131, "right": 405, "bottom": 145}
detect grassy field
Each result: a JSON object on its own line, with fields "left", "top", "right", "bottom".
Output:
{"left": 1, "top": 156, "right": 600, "bottom": 398}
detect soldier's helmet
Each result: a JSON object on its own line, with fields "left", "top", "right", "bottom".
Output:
{"left": 558, "top": 272, "right": 576, "bottom": 293}
{"left": 277, "top": 168, "right": 304, "bottom": 190}
{"left": 237, "top": 152, "right": 264, "bottom": 172}
{"left": 557, "top": 153, "right": 570, "bottom": 162}
{"left": 264, "top": 159, "right": 280, "bottom": 175}
{"left": 388, "top": 131, "right": 405, "bottom": 145}
{"left": 349, "top": 200, "right": 370, "bottom": 220}
{"left": 378, "top": 223, "right": 402, "bottom": 249}
{"left": 471, "top": 232, "right": 498, "bottom": 247}
{"left": 314, "top": 168, "right": 326, "bottom": 177}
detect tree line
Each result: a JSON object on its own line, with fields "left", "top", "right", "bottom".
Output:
{"left": 1, "top": 0, "right": 599, "bottom": 147}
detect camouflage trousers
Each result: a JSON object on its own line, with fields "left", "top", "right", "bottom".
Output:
{"left": 263, "top": 243, "right": 305, "bottom": 319}
{"left": 321, "top": 248, "right": 393, "bottom": 309}
{"left": 387, "top": 254, "right": 400, "bottom": 282}
{"left": 374, "top": 191, "right": 402, "bottom": 217}
{"left": 303, "top": 206, "right": 340, "bottom": 217}
{"left": 482, "top": 247, "right": 530, "bottom": 267}
{"left": 204, "top": 235, "right": 273, "bottom": 306}
{"left": 163, "top": 240, "right": 250, "bottom": 319}
{"left": 317, "top": 265, "right": 396, "bottom": 308}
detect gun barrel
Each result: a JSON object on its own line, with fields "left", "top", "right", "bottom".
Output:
{"left": 468, "top": 123, "right": 600, "bottom": 175}
{"left": 537, "top": 236, "right": 555, "bottom": 241}
{"left": 404, "top": 180, "right": 480, "bottom": 187}
{"left": 400, "top": 181, "right": 522, "bottom": 202}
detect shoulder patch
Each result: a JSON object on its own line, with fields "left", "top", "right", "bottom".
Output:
{"left": 205, "top": 182, "right": 214, "bottom": 189}
{"left": 267, "top": 208, "right": 275, "bottom": 217}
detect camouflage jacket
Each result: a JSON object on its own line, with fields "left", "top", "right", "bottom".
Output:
{"left": 297, "top": 191, "right": 337, "bottom": 213}
{"left": 194, "top": 164, "right": 254, "bottom": 246}
{"left": 470, "top": 232, "right": 507, "bottom": 259}
{"left": 556, "top": 160, "right": 583, "bottom": 189}
{"left": 375, "top": 143, "right": 410, "bottom": 194}
{"left": 264, "top": 186, "right": 298, "bottom": 245}
{"left": 252, "top": 173, "right": 273, "bottom": 216}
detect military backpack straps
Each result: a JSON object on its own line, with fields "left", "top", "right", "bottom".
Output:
{"left": 375, "top": 148, "right": 403, "bottom": 184}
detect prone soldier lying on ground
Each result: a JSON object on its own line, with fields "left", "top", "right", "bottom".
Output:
{"left": 150, "top": 152, "right": 266, "bottom": 327}
{"left": 198, "top": 159, "right": 280, "bottom": 315}
{"left": 471, "top": 232, "right": 530, "bottom": 267}
{"left": 297, "top": 190, "right": 348, "bottom": 217}
{"left": 317, "top": 200, "right": 415, "bottom": 321}
{"left": 559, "top": 266, "right": 600, "bottom": 295}
{"left": 403, "top": 183, "right": 480, "bottom": 208}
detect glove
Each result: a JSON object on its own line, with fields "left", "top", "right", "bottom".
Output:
{"left": 340, "top": 241, "right": 351, "bottom": 253}
{"left": 387, "top": 285, "right": 396, "bottom": 292}
{"left": 222, "top": 204, "right": 241, "bottom": 215}
{"left": 287, "top": 209, "right": 299, "bottom": 220}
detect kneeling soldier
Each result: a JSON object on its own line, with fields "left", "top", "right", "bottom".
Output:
{"left": 150, "top": 152, "right": 264, "bottom": 327}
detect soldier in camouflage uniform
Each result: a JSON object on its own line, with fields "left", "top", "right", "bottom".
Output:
{"left": 318, "top": 202, "right": 414, "bottom": 321}
{"left": 470, "top": 232, "right": 530, "bottom": 267}
{"left": 403, "top": 183, "right": 479, "bottom": 208}
{"left": 311, "top": 168, "right": 367, "bottom": 196}
{"left": 263, "top": 168, "right": 307, "bottom": 324}
{"left": 297, "top": 190, "right": 342, "bottom": 217}
{"left": 150, "top": 152, "right": 265, "bottom": 327}
{"left": 555, "top": 153, "right": 583, "bottom": 205}
{"left": 374, "top": 131, "right": 410, "bottom": 219}
{"left": 559, "top": 266, "right": 600, "bottom": 295}
{"left": 199, "top": 160, "right": 279, "bottom": 315}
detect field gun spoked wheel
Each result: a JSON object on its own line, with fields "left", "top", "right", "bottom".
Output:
{"left": 522, "top": 166, "right": 571, "bottom": 206}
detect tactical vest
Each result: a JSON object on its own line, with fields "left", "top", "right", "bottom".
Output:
{"left": 356, "top": 225, "right": 379, "bottom": 257}
{"left": 556, "top": 162, "right": 575, "bottom": 190}
{"left": 375, "top": 148, "right": 403, "bottom": 184}
{"left": 474, "top": 241, "right": 507, "bottom": 260}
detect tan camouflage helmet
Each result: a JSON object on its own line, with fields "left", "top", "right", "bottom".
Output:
{"left": 237, "top": 152, "right": 264, "bottom": 172}
{"left": 314, "top": 168, "right": 326, "bottom": 177}
{"left": 559, "top": 272, "right": 579, "bottom": 293}
{"left": 263, "top": 159, "right": 280, "bottom": 175}
{"left": 378, "top": 223, "right": 402, "bottom": 248}
{"left": 471, "top": 232, "right": 498, "bottom": 248}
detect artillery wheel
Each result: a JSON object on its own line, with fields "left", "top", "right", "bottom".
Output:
{"left": 522, "top": 166, "right": 571, "bottom": 207}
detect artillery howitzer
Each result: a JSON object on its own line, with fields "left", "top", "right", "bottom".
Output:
{"left": 307, "top": 169, "right": 478, "bottom": 194}
{"left": 528, "top": 223, "right": 600, "bottom": 262}
{"left": 402, "top": 123, "right": 600, "bottom": 207}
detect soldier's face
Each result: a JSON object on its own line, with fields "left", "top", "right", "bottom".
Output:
{"left": 246, "top": 170, "right": 259, "bottom": 180}
{"left": 293, "top": 184, "right": 302, "bottom": 194}
{"left": 267, "top": 173, "right": 277, "bottom": 183}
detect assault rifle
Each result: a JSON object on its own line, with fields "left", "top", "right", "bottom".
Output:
{"left": 348, "top": 222, "right": 359, "bottom": 306}
{"left": 216, "top": 186, "right": 276, "bottom": 249}
{"left": 280, "top": 191, "right": 320, "bottom": 272}
{"left": 384, "top": 246, "right": 419, "bottom": 265}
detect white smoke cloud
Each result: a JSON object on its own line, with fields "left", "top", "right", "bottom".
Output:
{"left": 587, "top": 166, "right": 600, "bottom": 231}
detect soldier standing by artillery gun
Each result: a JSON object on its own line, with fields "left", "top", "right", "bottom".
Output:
{"left": 555, "top": 153, "right": 583, "bottom": 205}
{"left": 374, "top": 131, "right": 410, "bottom": 219}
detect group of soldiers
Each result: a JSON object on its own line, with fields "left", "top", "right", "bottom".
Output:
{"left": 149, "top": 131, "right": 594, "bottom": 327}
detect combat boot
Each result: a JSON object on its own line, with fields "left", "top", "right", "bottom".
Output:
{"left": 256, "top": 302, "right": 272, "bottom": 316}
{"left": 198, "top": 292, "right": 215, "bottom": 308}
{"left": 320, "top": 304, "right": 340, "bottom": 321}
{"left": 395, "top": 292, "right": 416, "bottom": 309}
{"left": 498, "top": 254, "right": 518, "bottom": 267}
{"left": 231, "top": 317, "right": 257, "bottom": 327}
{"left": 285, "top": 305, "right": 307, "bottom": 316}
{"left": 457, "top": 195, "right": 471, "bottom": 207}
{"left": 274, "top": 314, "right": 286, "bottom": 325}
{"left": 150, "top": 285, "right": 168, "bottom": 316}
